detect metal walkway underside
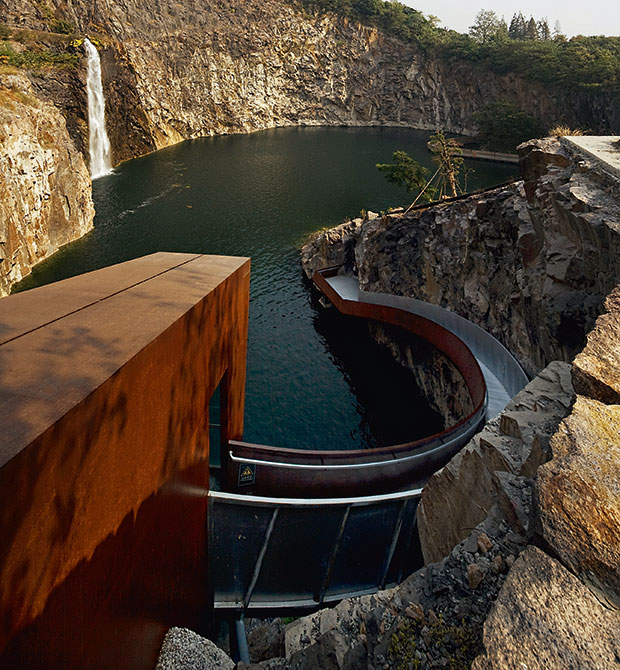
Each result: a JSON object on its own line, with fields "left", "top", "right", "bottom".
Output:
{"left": 210, "top": 488, "right": 420, "bottom": 613}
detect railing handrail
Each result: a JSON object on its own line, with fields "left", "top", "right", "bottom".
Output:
{"left": 208, "top": 486, "right": 423, "bottom": 506}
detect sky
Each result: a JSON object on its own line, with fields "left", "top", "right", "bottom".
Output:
{"left": 400, "top": 1, "right": 619, "bottom": 37}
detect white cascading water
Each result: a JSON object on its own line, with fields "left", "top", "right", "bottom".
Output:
{"left": 84, "top": 38, "right": 112, "bottom": 179}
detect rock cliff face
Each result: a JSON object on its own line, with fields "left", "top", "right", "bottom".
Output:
{"left": 1, "top": 0, "right": 618, "bottom": 168}
{"left": 304, "top": 138, "right": 620, "bottom": 377}
{"left": 0, "top": 73, "right": 94, "bottom": 297}
{"left": 1, "top": 0, "right": 618, "bottom": 293}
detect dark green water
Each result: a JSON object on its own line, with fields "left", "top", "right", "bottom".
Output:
{"left": 16, "top": 127, "right": 516, "bottom": 450}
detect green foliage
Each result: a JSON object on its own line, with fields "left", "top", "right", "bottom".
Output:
{"left": 297, "top": 0, "right": 438, "bottom": 47}
{"left": 49, "top": 19, "right": 75, "bottom": 35}
{"left": 34, "top": 0, "right": 54, "bottom": 21}
{"left": 468, "top": 10, "right": 508, "bottom": 44}
{"left": 428, "top": 130, "right": 465, "bottom": 198}
{"left": 472, "top": 99, "right": 546, "bottom": 151}
{"left": 0, "top": 42, "right": 79, "bottom": 70}
{"left": 438, "top": 30, "right": 620, "bottom": 93}
{"left": 376, "top": 150, "right": 436, "bottom": 200}
{"left": 388, "top": 615, "right": 482, "bottom": 670}
{"left": 293, "top": 0, "right": 620, "bottom": 93}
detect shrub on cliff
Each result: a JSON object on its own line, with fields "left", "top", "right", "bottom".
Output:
{"left": 377, "top": 150, "right": 437, "bottom": 203}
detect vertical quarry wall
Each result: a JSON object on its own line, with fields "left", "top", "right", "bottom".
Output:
{"left": 0, "top": 72, "right": 94, "bottom": 297}
{"left": 1, "top": 0, "right": 618, "bottom": 168}
{"left": 0, "top": 0, "right": 618, "bottom": 295}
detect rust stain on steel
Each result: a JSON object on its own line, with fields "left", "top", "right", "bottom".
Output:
{"left": 0, "top": 253, "right": 250, "bottom": 668}
{"left": 227, "top": 267, "right": 486, "bottom": 497}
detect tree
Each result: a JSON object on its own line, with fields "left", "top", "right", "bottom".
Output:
{"left": 427, "top": 131, "right": 464, "bottom": 199}
{"left": 473, "top": 99, "right": 546, "bottom": 152}
{"left": 508, "top": 12, "right": 526, "bottom": 40}
{"left": 538, "top": 18, "right": 551, "bottom": 41}
{"left": 376, "top": 151, "right": 436, "bottom": 201}
{"left": 525, "top": 17, "right": 539, "bottom": 40}
{"left": 469, "top": 10, "right": 506, "bottom": 44}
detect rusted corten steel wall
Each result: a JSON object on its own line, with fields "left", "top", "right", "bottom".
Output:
{"left": 0, "top": 253, "right": 250, "bottom": 669}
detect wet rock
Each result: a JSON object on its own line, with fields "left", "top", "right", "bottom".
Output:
{"left": 473, "top": 547, "right": 620, "bottom": 670}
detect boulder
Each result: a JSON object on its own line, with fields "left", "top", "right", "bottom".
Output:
{"left": 156, "top": 627, "right": 234, "bottom": 670}
{"left": 536, "top": 395, "right": 620, "bottom": 600}
{"left": 473, "top": 546, "right": 620, "bottom": 670}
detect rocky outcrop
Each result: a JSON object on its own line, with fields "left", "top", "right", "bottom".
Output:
{"left": 236, "top": 506, "right": 528, "bottom": 670}
{"left": 370, "top": 322, "right": 472, "bottom": 426}
{"left": 0, "top": 72, "right": 94, "bottom": 297}
{"left": 572, "top": 285, "right": 620, "bottom": 403}
{"left": 295, "top": 138, "right": 620, "bottom": 669}
{"left": 417, "top": 361, "right": 574, "bottom": 564}
{"left": 473, "top": 546, "right": 620, "bottom": 670}
{"left": 304, "top": 138, "right": 620, "bottom": 377}
{"left": 536, "top": 286, "right": 620, "bottom": 603}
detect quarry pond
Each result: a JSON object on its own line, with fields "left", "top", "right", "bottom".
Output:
{"left": 17, "top": 127, "right": 517, "bottom": 451}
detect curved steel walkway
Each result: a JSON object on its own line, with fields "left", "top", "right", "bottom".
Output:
{"left": 332, "top": 273, "right": 528, "bottom": 419}
{"left": 211, "top": 267, "right": 529, "bottom": 615}
{"left": 224, "top": 268, "right": 528, "bottom": 498}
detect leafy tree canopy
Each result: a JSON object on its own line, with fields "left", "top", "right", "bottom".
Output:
{"left": 376, "top": 150, "right": 436, "bottom": 200}
{"left": 469, "top": 10, "right": 508, "bottom": 44}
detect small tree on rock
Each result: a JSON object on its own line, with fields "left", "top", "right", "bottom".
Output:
{"left": 376, "top": 151, "right": 436, "bottom": 201}
{"left": 427, "top": 130, "right": 464, "bottom": 199}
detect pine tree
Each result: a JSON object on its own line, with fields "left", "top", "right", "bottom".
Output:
{"left": 538, "top": 18, "right": 551, "bottom": 40}
{"left": 508, "top": 12, "right": 526, "bottom": 40}
{"left": 525, "top": 16, "right": 539, "bottom": 40}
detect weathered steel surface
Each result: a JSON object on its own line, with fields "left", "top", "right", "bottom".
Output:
{"left": 0, "top": 253, "right": 250, "bottom": 668}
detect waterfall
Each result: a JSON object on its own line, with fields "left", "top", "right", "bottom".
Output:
{"left": 84, "top": 38, "right": 112, "bottom": 179}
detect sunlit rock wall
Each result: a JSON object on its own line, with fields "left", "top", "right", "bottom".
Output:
{"left": 1, "top": 0, "right": 617, "bottom": 166}
{"left": 0, "top": 73, "right": 94, "bottom": 297}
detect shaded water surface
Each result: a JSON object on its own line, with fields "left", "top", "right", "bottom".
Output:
{"left": 16, "top": 127, "right": 517, "bottom": 450}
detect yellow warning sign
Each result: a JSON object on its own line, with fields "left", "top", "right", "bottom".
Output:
{"left": 238, "top": 463, "right": 256, "bottom": 486}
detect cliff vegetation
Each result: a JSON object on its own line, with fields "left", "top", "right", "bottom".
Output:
{"left": 296, "top": 0, "right": 620, "bottom": 94}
